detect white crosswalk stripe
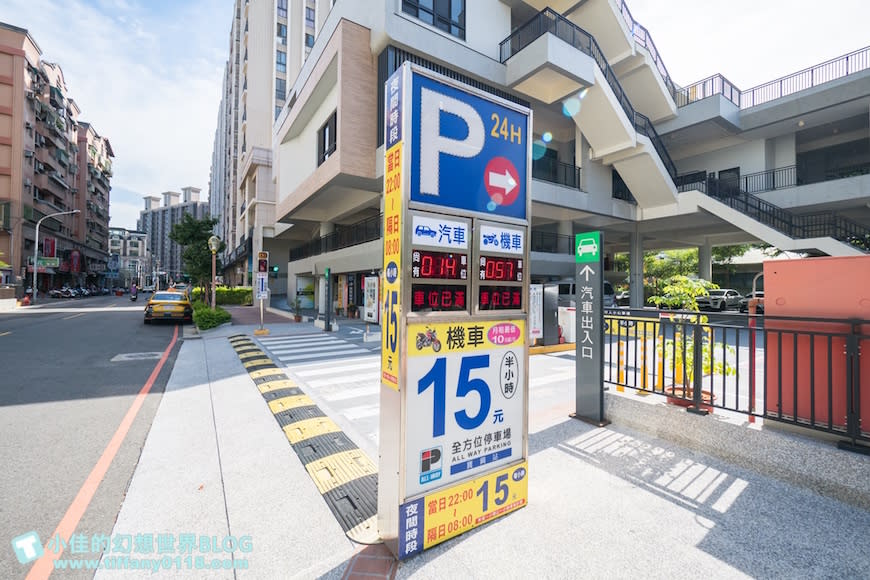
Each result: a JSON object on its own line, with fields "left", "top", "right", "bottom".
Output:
{"left": 255, "top": 333, "right": 373, "bottom": 365}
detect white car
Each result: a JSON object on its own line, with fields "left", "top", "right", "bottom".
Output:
{"left": 696, "top": 289, "right": 742, "bottom": 311}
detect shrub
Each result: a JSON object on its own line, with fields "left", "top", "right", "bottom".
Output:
{"left": 193, "top": 301, "right": 231, "bottom": 330}
{"left": 192, "top": 286, "right": 253, "bottom": 306}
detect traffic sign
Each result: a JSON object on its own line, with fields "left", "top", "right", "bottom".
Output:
{"left": 257, "top": 251, "right": 269, "bottom": 274}
{"left": 256, "top": 273, "right": 268, "bottom": 300}
{"left": 410, "top": 73, "right": 528, "bottom": 220}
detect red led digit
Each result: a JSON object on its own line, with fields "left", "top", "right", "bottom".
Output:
{"left": 421, "top": 254, "right": 434, "bottom": 278}
{"left": 444, "top": 255, "right": 457, "bottom": 278}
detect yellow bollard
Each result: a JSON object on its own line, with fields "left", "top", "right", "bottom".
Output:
{"left": 638, "top": 339, "right": 646, "bottom": 388}
{"left": 617, "top": 339, "right": 625, "bottom": 391}
{"left": 655, "top": 335, "right": 664, "bottom": 390}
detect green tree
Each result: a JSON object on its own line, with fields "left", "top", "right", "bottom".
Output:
{"left": 169, "top": 214, "right": 224, "bottom": 298}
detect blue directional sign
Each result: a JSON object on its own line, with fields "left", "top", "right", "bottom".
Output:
{"left": 410, "top": 72, "right": 528, "bottom": 220}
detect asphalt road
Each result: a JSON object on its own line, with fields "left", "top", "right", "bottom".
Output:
{"left": 0, "top": 294, "right": 181, "bottom": 579}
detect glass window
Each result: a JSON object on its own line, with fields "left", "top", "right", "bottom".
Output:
{"left": 317, "top": 111, "right": 337, "bottom": 166}
{"left": 305, "top": 7, "right": 315, "bottom": 27}
{"left": 277, "top": 23, "right": 287, "bottom": 44}
{"left": 277, "top": 0, "right": 287, "bottom": 18}
{"left": 275, "top": 106, "right": 282, "bottom": 120}
{"left": 276, "top": 50, "right": 286, "bottom": 73}
{"left": 275, "top": 77, "right": 286, "bottom": 100}
{"left": 401, "top": 0, "right": 464, "bottom": 39}
{"left": 305, "top": 33, "right": 314, "bottom": 48}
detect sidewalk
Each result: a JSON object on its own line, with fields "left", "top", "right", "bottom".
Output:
{"left": 101, "top": 318, "right": 870, "bottom": 579}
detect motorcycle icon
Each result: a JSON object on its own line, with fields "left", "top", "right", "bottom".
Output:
{"left": 483, "top": 233, "right": 497, "bottom": 246}
{"left": 416, "top": 326, "right": 442, "bottom": 352}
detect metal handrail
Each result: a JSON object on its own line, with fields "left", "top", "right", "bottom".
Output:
{"left": 678, "top": 45, "right": 870, "bottom": 108}
{"left": 530, "top": 231, "right": 575, "bottom": 255}
{"left": 499, "top": 8, "right": 677, "bottom": 180}
{"left": 532, "top": 157, "right": 581, "bottom": 189}
{"left": 616, "top": 0, "right": 680, "bottom": 103}
{"left": 290, "top": 213, "right": 382, "bottom": 262}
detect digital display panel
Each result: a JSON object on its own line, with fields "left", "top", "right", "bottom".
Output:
{"left": 411, "top": 284, "right": 468, "bottom": 312}
{"left": 478, "top": 256, "right": 523, "bottom": 282}
{"left": 412, "top": 250, "right": 467, "bottom": 280}
{"left": 478, "top": 286, "right": 523, "bottom": 311}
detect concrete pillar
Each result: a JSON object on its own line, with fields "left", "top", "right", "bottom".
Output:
{"left": 320, "top": 222, "right": 335, "bottom": 236}
{"left": 318, "top": 276, "right": 327, "bottom": 316}
{"left": 629, "top": 230, "right": 644, "bottom": 308}
{"left": 698, "top": 240, "right": 713, "bottom": 281}
{"left": 557, "top": 220, "right": 572, "bottom": 237}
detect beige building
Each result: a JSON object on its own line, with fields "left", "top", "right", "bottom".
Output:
{"left": 0, "top": 21, "right": 113, "bottom": 292}
{"left": 210, "top": 0, "right": 321, "bottom": 290}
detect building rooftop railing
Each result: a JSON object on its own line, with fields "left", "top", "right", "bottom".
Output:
{"left": 678, "top": 45, "right": 870, "bottom": 108}
{"left": 616, "top": 0, "right": 680, "bottom": 103}
{"left": 499, "top": 8, "right": 677, "bottom": 180}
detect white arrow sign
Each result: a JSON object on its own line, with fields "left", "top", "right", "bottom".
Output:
{"left": 488, "top": 170, "right": 517, "bottom": 195}
{"left": 579, "top": 264, "right": 595, "bottom": 282}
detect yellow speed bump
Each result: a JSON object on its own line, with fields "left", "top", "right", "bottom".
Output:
{"left": 249, "top": 369, "right": 288, "bottom": 381}
{"left": 305, "top": 450, "right": 377, "bottom": 495}
{"left": 258, "top": 379, "right": 297, "bottom": 394}
{"left": 238, "top": 350, "right": 267, "bottom": 360}
{"left": 268, "top": 394, "right": 315, "bottom": 414}
{"left": 283, "top": 417, "right": 341, "bottom": 444}
{"left": 243, "top": 358, "right": 273, "bottom": 369}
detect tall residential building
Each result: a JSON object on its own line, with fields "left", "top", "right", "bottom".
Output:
{"left": 269, "top": 1, "right": 868, "bottom": 314}
{"left": 137, "top": 187, "right": 209, "bottom": 284}
{"left": 0, "top": 22, "right": 114, "bottom": 293}
{"left": 108, "top": 227, "right": 148, "bottom": 288}
{"left": 209, "top": 0, "right": 302, "bottom": 290}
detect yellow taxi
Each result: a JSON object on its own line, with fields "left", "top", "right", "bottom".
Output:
{"left": 144, "top": 290, "right": 194, "bottom": 324}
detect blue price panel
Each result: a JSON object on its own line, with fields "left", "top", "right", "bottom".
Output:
{"left": 410, "top": 72, "right": 528, "bottom": 220}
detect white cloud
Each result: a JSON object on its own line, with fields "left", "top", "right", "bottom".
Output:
{"left": 0, "top": 0, "right": 228, "bottom": 229}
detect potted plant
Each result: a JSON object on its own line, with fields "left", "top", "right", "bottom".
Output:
{"left": 650, "top": 276, "right": 736, "bottom": 412}
{"left": 293, "top": 295, "right": 302, "bottom": 323}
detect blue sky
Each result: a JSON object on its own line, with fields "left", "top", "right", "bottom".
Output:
{"left": 0, "top": 0, "right": 867, "bottom": 230}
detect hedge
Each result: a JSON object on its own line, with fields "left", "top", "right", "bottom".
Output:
{"left": 191, "top": 286, "right": 253, "bottom": 306}
{"left": 192, "top": 301, "right": 232, "bottom": 330}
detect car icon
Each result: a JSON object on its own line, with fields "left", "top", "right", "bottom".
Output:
{"left": 415, "top": 225, "right": 437, "bottom": 238}
{"left": 576, "top": 237, "right": 598, "bottom": 256}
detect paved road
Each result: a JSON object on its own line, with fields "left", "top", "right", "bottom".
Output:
{"left": 0, "top": 295, "right": 181, "bottom": 579}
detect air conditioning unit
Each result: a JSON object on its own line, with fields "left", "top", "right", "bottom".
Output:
{"left": 24, "top": 178, "right": 32, "bottom": 186}
{"left": 24, "top": 149, "right": 33, "bottom": 158}
{"left": 25, "top": 121, "right": 33, "bottom": 129}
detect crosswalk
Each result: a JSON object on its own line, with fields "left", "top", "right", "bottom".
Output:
{"left": 256, "top": 333, "right": 374, "bottom": 365}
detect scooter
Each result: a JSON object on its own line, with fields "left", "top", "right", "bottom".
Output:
{"left": 130, "top": 292, "right": 138, "bottom": 302}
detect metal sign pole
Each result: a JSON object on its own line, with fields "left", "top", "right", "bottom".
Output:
{"left": 572, "top": 231, "right": 609, "bottom": 427}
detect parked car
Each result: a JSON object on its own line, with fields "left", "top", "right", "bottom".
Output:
{"left": 144, "top": 291, "right": 194, "bottom": 324}
{"left": 696, "top": 289, "right": 742, "bottom": 311}
{"left": 739, "top": 291, "right": 765, "bottom": 313}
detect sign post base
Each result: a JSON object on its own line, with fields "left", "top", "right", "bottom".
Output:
{"left": 569, "top": 413, "right": 610, "bottom": 428}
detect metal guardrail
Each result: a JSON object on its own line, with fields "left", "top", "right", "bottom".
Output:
{"left": 616, "top": 0, "right": 680, "bottom": 103}
{"left": 290, "top": 213, "right": 382, "bottom": 262}
{"left": 530, "top": 231, "right": 575, "bottom": 255}
{"left": 499, "top": 8, "right": 677, "bottom": 180}
{"left": 532, "top": 157, "right": 581, "bottom": 189}
{"left": 676, "top": 166, "right": 869, "bottom": 247}
{"left": 678, "top": 45, "right": 870, "bottom": 108}
{"left": 603, "top": 309, "right": 870, "bottom": 450}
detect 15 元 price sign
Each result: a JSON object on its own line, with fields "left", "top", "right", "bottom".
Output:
{"left": 404, "top": 319, "right": 525, "bottom": 498}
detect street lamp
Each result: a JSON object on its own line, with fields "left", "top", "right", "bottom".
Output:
{"left": 208, "top": 235, "right": 220, "bottom": 309}
{"left": 32, "top": 209, "right": 80, "bottom": 304}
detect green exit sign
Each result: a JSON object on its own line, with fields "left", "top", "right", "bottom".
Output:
{"left": 574, "top": 231, "right": 601, "bottom": 263}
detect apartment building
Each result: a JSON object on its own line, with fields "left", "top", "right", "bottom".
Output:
{"left": 0, "top": 22, "right": 114, "bottom": 293}
{"left": 268, "top": 0, "right": 868, "bottom": 312}
{"left": 137, "top": 187, "right": 209, "bottom": 284}
{"left": 108, "top": 227, "right": 148, "bottom": 288}
{"left": 210, "top": 0, "right": 314, "bottom": 290}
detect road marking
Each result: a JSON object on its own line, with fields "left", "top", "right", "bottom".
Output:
{"left": 0, "top": 331, "right": 10, "bottom": 337}
{"left": 62, "top": 313, "right": 85, "bottom": 320}
{"left": 110, "top": 352, "right": 163, "bottom": 362}
{"left": 26, "top": 325, "right": 179, "bottom": 580}
{"left": 276, "top": 348, "right": 363, "bottom": 363}
{"left": 294, "top": 357, "right": 380, "bottom": 377}
{"left": 268, "top": 343, "right": 356, "bottom": 355}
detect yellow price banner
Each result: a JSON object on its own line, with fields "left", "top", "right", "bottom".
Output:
{"left": 397, "top": 460, "right": 528, "bottom": 558}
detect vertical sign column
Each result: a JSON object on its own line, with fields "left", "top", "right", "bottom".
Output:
{"left": 573, "top": 231, "right": 607, "bottom": 425}
{"left": 381, "top": 69, "right": 404, "bottom": 390}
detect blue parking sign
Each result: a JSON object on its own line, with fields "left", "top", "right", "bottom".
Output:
{"left": 410, "top": 73, "right": 528, "bottom": 220}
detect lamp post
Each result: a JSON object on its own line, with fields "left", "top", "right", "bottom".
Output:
{"left": 32, "top": 209, "right": 80, "bottom": 304}
{"left": 208, "top": 235, "right": 220, "bottom": 309}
